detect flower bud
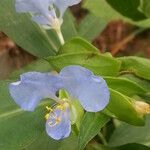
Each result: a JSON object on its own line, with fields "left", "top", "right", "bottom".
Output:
{"left": 134, "top": 101, "right": 150, "bottom": 117}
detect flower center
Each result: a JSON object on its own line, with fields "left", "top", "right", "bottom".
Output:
{"left": 45, "top": 101, "right": 70, "bottom": 127}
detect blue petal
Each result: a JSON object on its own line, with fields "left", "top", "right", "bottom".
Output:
{"left": 46, "top": 106, "right": 71, "bottom": 140}
{"left": 31, "top": 15, "right": 50, "bottom": 25}
{"left": 60, "top": 65, "right": 110, "bottom": 112}
{"left": 15, "top": 0, "right": 51, "bottom": 14}
{"left": 9, "top": 72, "right": 63, "bottom": 111}
{"left": 15, "top": 0, "right": 54, "bottom": 25}
{"left": 54, "top": 0, "right": 82, "bottom": 17}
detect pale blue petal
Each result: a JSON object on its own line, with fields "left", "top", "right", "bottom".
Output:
{"left": 15, "top": 0, "right": 51, "bottom": 15}
{"left": 32, "top": 15, "right": 50, "bottom": 25}
{"left": 9, "top": 72, "right": 63, "bottom": 111}
{"left": 15, "top": 0, "right": 58, "bottom": 25}
{"left": 60, "top": 66, "right": 110, "bottom": 112}
{"left": 46, "top": 106, "right": 71, "bottom": 140}
{"left": 54, "top": 0, "right": 82, "bottom": 17}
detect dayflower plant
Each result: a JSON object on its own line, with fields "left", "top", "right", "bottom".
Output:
{"left": 9, "top": 65, "right": 110, "bottom": 140}
{"left": 15, "top": 0, "right": 82, "bottom": 44}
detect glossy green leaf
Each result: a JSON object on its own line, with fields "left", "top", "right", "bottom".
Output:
{"left": 105, "top": 77, "right": 146, "bottom": 96}
{"left": 47, "top": 52, "right": 121, "bottom": 76}
{"left": 108, "top": 116, "right": 150, "bottom": 147}
{"left": 48, "top": 38, "right": 121, "bottom": 76}
{"left": 105, "top": 89, "right": 144, "bottom": 126}
{"left": 118, "top": 56, "right": 150, "bottom": 80}
{"left": 78, "top": 112, "right": 110, "bottom": 150}
{"left": 58, "top": 37, "right": 99, "bottom": 54}
{"left": 78, "top": 14, "right": 107, "bottom": 41}
{"left": 121, "top": 74, "right": 150, "bottom": 93}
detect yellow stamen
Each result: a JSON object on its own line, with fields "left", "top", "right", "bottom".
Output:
{"left": 45, "top": 101, "right": 70, "bottom": 126}
{"left": 56, "top": 117, "right": 61, "bottom": 123}
{"left": 56, "top": 105, "right": 64, "bottom": 111}
{"left": 46, "top": 106, "right": 53, "bottom": 112}
{"left": 45, "top": 113, "right": 50, "bottom": 120}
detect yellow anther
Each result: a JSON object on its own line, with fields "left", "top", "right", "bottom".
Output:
{"left": 45, "top": 113, "right": 50, "bottom": 120}
{"left": 46, "top": 106, "right": 53, "bottom": 112}
{"left": 56, "top": 117, "right": 61, "bottom": 123}
{"left": 57, "top": 105, "right": 64, "bottom": 111}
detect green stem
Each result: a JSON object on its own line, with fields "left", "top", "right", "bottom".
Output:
{"left": 56, "top": 29, "right": 65, "bottom": 45}
{"left": 40, "top": 27, "right": 58, "bottom": 52}
{"left": 98, "top": 132, "right": 107, "bottom": 146}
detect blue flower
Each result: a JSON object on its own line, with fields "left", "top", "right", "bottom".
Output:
{"left": 9, "top": 65, "right": 110, "bottom": 140}
{"left": 15, "top": 0, "right": 82, "bottom": 30}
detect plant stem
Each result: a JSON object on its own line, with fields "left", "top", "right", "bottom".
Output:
{"left": 56, "top": 29, "right": 65, "bottom": 45}
{"left": 98, "top": 132, "right": 107, "bottom": 146}
{"left": 40, "top": 27, "right": 58, "bottom": 52}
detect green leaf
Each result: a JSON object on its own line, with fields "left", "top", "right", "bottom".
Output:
{"left": 108, "top": 116, "right": 150, "bottom": 147}
{"left": 59, "top": 134, "right": 78, "bottom": 150}
{"left": 140, "top": 0, "right": 150, "bottom": 18}
{"left": 58, "top": 37, "right": 99, "bottom": 54}
{"left": 83, "top": 0, "right": 122, "bottom": 21}
{"left": 62, "top": 11, "right": 78, "bottom": 41}
{"left": 120, "top": 74, "right": 150, "bottom": 93}
{"left": 140, "top": 93, "right": 150, "bottom": 103}
{"left": 105, "top": 0, "right": 145, "bottom": 21}
{"left": 24, "top": 132, "right": 60, "bottom": 150}
{"left": 83, "top": 0, "right": 150, "bottom": 27}
{"left": 27, "top": 132, "right": 77, "bottom": 150}
{"left": 78, "top": 14, "right": 107, "bottom": 41}
{"left": 87, "top": 143, "right": 150, "bottom": 150}
{"left": 105, "top": 77, "right": 146, "bottom": 96}
{"left": 105, "top": 89, "right": 145, "bottom": 126}
{"left": 9, "top": 59, "right": 52, "bottom": 80}
{"left": 0, "top": 0, "right": 57, "bottom": 58}
{"left": 78, "top": 112, "right": 110, "bottom": 150}
{"left": 47, "top": 52, "right": 121, "bottom": 76}
{"left": 84, "top": 0, "right": 145, "bottom": 21}
{"left": 118, "top": 56, "right": 150, "bottom": 80}
{"left": 48, "top": 38, "right": 121, "bottom": 76}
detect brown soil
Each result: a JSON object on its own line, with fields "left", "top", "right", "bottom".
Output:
{"left": 0, "top": 32, "right": 35, "bottom": 79}
{"left": 93, "top": 20, "right": 150, "bottom": 58}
